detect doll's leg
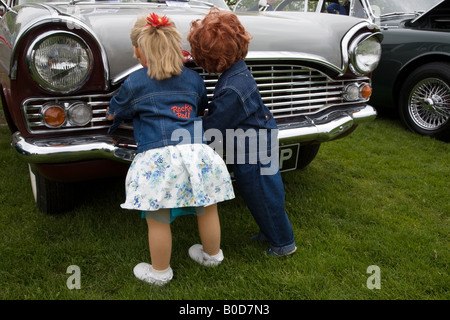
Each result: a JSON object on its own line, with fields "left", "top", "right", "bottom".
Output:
{"left": 189, "top": 204, "right": 223, "bottom": 266}
{"left": 196, "top": 204, "right": 221, "bottom": 256}
{"left": 146, "top": 209, "right": 172, "bottom": 271}
{"left": 233, "top": 163, "right": 296, "bottom": 256}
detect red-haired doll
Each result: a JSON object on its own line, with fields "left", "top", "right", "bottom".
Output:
{"left": 188, "top": 8, "right": 296, "bottom": 257}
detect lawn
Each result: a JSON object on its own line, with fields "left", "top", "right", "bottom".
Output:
{"left": 0, "top": 111, "right": 448, "bottom": 303}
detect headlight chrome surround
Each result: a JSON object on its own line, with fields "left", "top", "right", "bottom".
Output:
{"left": 349, "top": 33, "right": 382, "bottom": 76}
{"left": 27, "top": 31, "right": 93, "bottom": 93}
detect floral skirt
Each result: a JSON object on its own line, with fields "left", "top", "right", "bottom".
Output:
{"left": 121, "top": 144, "right": 235, "bottom": 216}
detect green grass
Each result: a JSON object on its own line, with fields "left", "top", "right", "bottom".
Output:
{"left": 0, "top": 112, "right": 448, "bottom": 301}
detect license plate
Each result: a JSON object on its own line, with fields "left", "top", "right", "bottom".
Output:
{"left": 279, "top": 143, "right": 300, "bottom": 172}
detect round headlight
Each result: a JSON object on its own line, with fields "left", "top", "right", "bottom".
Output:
{"left": 350, "top": 34, "right": 382, "bottom": 75}
{"left": 68, "top": 102, "right": 92, "bottom": 126}
{"left": 27, "top": 31, "right": 93, "bottom": 93}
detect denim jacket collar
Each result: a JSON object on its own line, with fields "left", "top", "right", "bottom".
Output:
{"left": 218, "top": 60, "right": 248, "bottom": 83}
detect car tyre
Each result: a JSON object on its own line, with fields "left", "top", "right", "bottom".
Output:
{"left": 399, "top": 62, "right": 450, "bottom": 142}
{"left": 297, "top": 143, "right": 320, "bottom": 169}
{"left": 28, "top": 165, "right": 76, "bottom": 214}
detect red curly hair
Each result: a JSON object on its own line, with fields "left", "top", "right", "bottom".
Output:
{"left": 188, "top": 8, "right": 252, "bottom": 73}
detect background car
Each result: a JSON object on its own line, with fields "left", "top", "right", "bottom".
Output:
{"left": 233, "top": 0, "right": 369, "bottom": 18}
{"left": 368, "top": 0, "right": 450, "bottom": 142}
{"left": 0, "top": 0, "right": 382, "bottom": 213}
{"left": 237, "top": 0, "right": 450, "bottom": 141}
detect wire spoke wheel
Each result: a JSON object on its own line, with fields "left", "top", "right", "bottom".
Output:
{"left": 400, "top": 62, "right": 450, "bottom": 141}
{"left": 409, "top": 78, "right": 450, "bottom": 131}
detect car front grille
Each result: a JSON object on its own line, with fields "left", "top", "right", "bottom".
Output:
{"left": 24, "top": 61, "right": 369, "bottom": 134}
{"left": 196, "top": 62, "right": 366, "bottom": 119}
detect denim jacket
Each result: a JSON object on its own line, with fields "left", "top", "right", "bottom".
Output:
{"left": 201, "top": 60, "right": 278, "bottom": 163}
{"left": 107, "top": 67, "right": 207, "bottom": 153}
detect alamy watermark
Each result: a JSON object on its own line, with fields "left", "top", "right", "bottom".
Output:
{"left": 172, "top": 121, "right": 279, "bottom": 176}
{"left": 366, "top": 265, "right": 381, "bottom": 289}
{"left": 64, "top": 264, "right": 381, "bottom": 290}
{"left": 66, "top": 265, "right": 81, "bottom": 290}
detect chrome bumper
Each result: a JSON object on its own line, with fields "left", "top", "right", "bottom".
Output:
{"left": 12, "top": 105, "right": 376, "bottom": 164}
{"left": 277, "top": 104, "right": 377, "bottom": 143}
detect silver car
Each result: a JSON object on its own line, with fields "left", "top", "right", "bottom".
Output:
{"left": 0, "top": 0, "right": 382, "bottom": 213}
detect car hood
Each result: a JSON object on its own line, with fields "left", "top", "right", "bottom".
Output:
{"left": 377, "top": 0, "right": 448, "bottom": 28}
{"left": 410, "top": 0, "right": 450, "bottom": 25}
{"left": 8, "top": 3, "right": 372, "bottom": 80}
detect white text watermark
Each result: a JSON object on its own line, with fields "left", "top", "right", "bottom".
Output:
{"left": 172, "top": 121, "right": 279, "bottom": 175}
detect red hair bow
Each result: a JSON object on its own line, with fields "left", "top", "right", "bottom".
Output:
{"left": 146, "top": 13, "right": 172, "bottom": 28}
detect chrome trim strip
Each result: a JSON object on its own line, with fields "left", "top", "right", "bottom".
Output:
{"left": 112, "top": 51, "right": 344, "bottom": 84}
{"left": 360, "top": 0, "right": 377, "bottom": 23}
{"left": 12, "top": 105, "right": 377, "bottom": 164}
{"left": 246, "top": 51, "right": 342, "bottom": 73}
{"left": 111, "top": 64, "right": 144, "bottom": 86}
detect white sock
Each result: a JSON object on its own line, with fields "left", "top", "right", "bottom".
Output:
{"left": 152, "top": 266, "right": 172, "bottom": 275}
{"left": 204, "top": 250, "right": 224, "bottom": 261}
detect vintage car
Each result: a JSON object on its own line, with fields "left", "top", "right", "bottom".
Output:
{"left": 239, "top": 0, "right": 450, "bottom": 141}
{"left": 0, "top": 0, "right": 382, "bottom": 213}
{"left": 367, "top": 0, "right": 450, "bottom": 142}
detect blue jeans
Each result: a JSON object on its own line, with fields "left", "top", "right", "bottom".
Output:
{"left": 233, "top": 162, "right": 296, "bottom": 255}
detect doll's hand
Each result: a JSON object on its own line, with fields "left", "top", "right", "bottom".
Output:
{"left": 106, "top": 107, "right": 114, "bottom": 120}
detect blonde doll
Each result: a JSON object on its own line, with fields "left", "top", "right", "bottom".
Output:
{"left": 107, "top": 13, "right": 234, "bottom": 285}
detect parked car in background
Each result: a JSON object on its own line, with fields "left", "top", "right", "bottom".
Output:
{"left": 237, "top": 0, "right": 450, "bottom": 141}
{"left": 233, "top": 0, "right": 371, "bottom": 18}
{"left": 0, "top": 0, "right": 382, "bottom": 213}
{"left": 367, "top": 0, "right": 450, "bottom": 142}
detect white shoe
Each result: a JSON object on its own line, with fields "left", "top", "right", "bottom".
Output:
{"left": 133, "top": 262, "right": 173, "bottom": 286}
{"left": 188, "top": 244, "right": 224, "bottom": 267}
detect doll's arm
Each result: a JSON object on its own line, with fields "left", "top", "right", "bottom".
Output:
{"left": 203, "top": 88, "right": 248, "bottom": 134}
{"left": 107, "top": 83, "right": 135, "bottom": 135}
